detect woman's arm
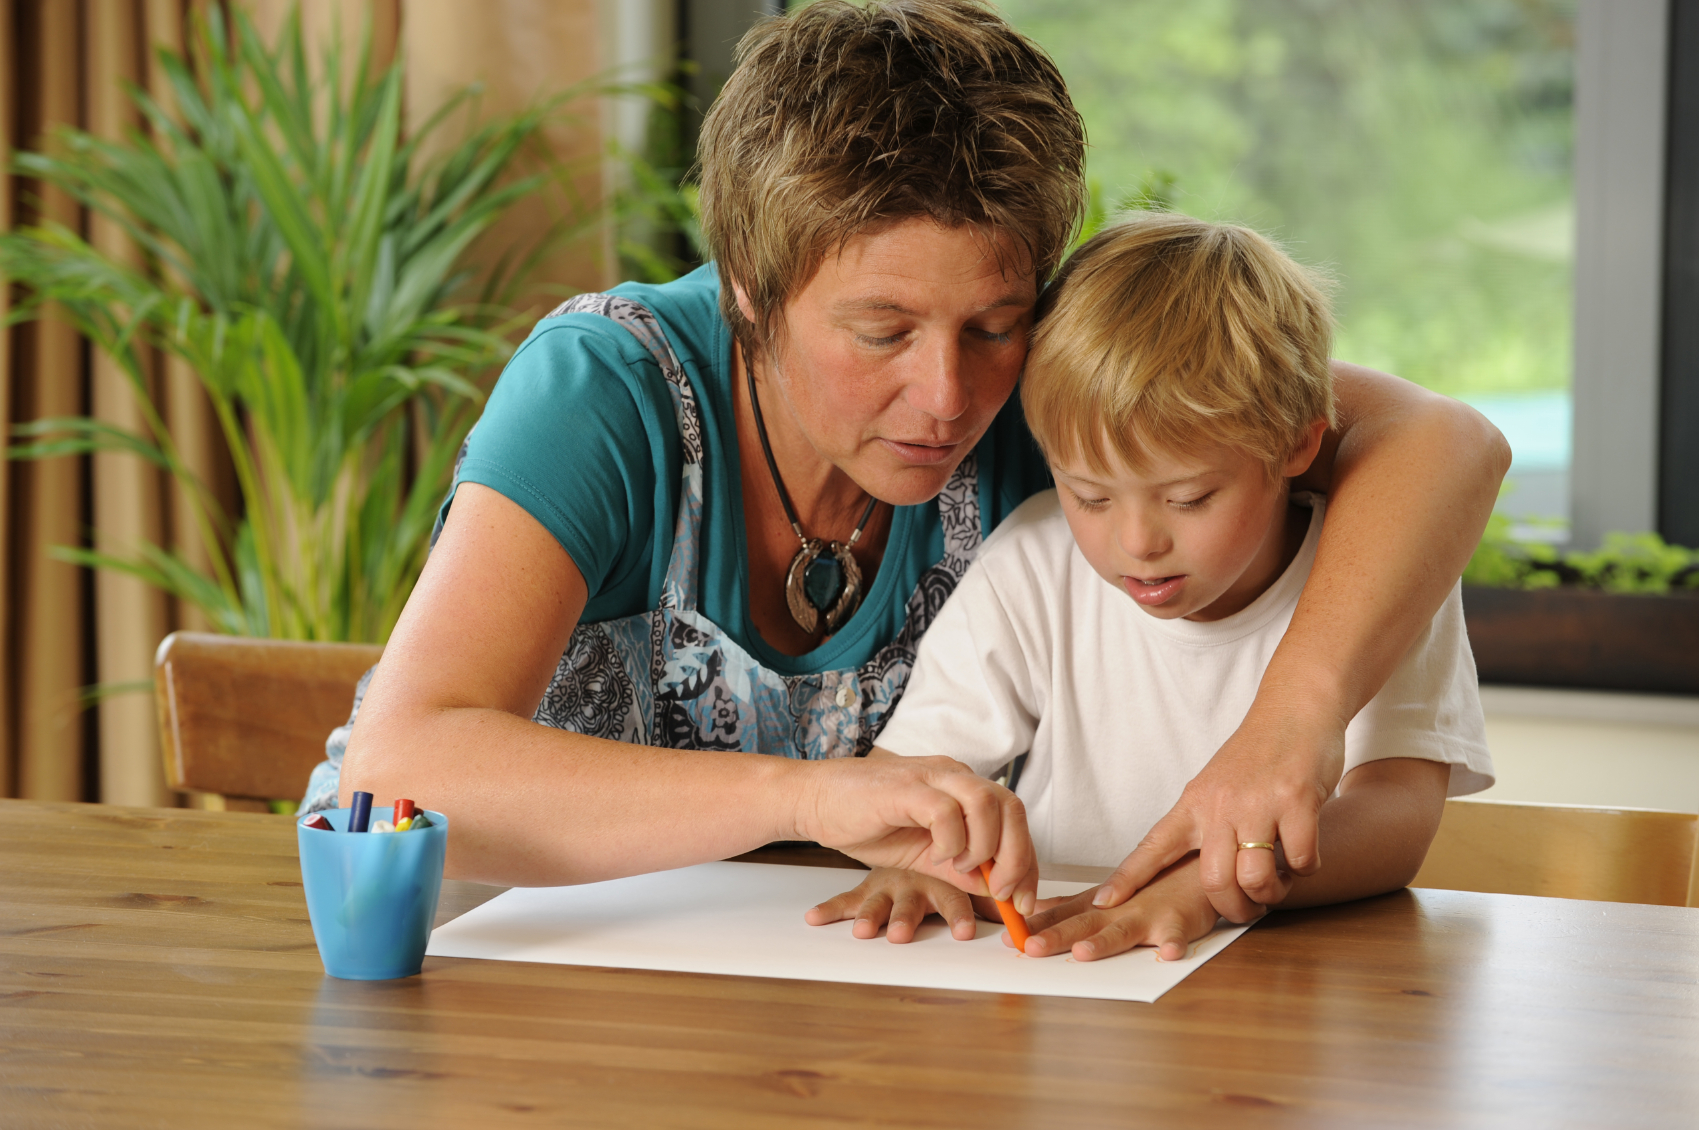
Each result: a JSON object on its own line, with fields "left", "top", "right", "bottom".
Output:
{"left": 340, "top": 483, "right": 1036, "bottom": 904}
{"left": 1097, "top": 363, "right": 1509, "bottom": 920}
{"left": 1023, "top": 757, "right": 1451, "bottom": 961}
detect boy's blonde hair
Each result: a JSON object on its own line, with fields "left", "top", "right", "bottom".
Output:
{"left": 1024, "top": 213, "right": 1336, "bottom": 480}
{"left": 698, "top": 0, "right": 1086, "bottom": 357}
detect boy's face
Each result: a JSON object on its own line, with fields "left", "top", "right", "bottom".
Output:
{"left": 1050, "top": 422, "right": 1327, "bottom": 623}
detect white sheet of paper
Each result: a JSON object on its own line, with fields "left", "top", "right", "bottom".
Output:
{"left": 427, "top": 861, "right": 1249, "bottom": 1002}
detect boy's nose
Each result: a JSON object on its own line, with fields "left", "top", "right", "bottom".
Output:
{"left": 1118, "top": 517, "right": 1171, "bottom": 561}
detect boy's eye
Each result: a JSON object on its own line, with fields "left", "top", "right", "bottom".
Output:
{"left": 1172, "top": 492, "right": 1215, "bottom": 511}
{"left": 1066, "top": 488, "right": 1111, "bottom": 512}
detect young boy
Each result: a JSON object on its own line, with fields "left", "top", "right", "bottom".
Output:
{"left": 806, "top": 213, "right": 1494, "bottom": 961}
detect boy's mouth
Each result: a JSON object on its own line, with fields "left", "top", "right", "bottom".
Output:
{"left": 1123, "top": 574, "right": 1186, "bottom": 606}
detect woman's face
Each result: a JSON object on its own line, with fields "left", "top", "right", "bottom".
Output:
{"left": 739, "top": 218, "right": 1037, "bottom": 506}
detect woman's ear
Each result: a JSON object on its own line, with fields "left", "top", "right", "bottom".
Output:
{"left": 1284, "top": 418, "right": 1331, "bottom": 479}
{"left": 729, "top": 277, "right": 758, "bottom": 325}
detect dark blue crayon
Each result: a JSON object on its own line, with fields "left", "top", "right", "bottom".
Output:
{"left": 348, "top": 791, "right": 373, "bottom": 833}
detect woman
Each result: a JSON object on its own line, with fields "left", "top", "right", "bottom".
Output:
{"left": 313, "top": 0, "right": 1507, "bottom": 921}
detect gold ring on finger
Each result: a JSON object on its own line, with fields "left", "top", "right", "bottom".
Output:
{"left": 1237, "top": 841, "right": 1276, "bottom": 851}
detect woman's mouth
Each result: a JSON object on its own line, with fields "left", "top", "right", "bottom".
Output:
{"left": 1123, "top": 574, "right": 1186, "bottom": 606}
{"left": 880, "top": 438, "right": 961, "bottom": 466}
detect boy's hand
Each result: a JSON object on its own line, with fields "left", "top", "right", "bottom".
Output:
{"left": 794, "top": 753, "right": 1039, "bottom": 915}
{"left": 1091, "top": 706, "right": 1341, "bottom": 920}
{"left": 805, "top": 867, "right": 992, "bottom": 943}
{"left": 1022, "top": 855, "right": 1254, "bottom": 962}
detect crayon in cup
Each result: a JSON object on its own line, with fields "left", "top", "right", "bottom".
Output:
{"left": 300, "top": 813, "right": 332, "bottom": 831}
{"left": 348, "top": 791, "right": 373, "bottom": 834}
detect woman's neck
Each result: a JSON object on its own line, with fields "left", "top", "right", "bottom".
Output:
{"left": 732, "top": 339, "right": 892, "bottom": 655}
{"left": 735, "top": 341, "right": 877, "bottom": 540}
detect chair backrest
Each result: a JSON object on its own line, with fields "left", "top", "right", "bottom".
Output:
{"left": 1413, "top": 798, "right": 1699, "bottom": 907}
{"left": 154, "top": 631, "right": 382, "bottom": 804}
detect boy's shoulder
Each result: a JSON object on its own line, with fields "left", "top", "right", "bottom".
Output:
{"left": 978, "top": 488, "right": 1071, "bottom": 566}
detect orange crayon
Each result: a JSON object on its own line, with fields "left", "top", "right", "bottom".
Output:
{"left": 978, "top": 861, "right": 1030, "bottom": 954}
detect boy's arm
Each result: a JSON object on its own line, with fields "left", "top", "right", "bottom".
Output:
{"left": 1024, "top": 756, "right": 1451, "bottom": 961}
{"left": 1102, "top": 366, "right": 1508, "bottom": 921}
{"left": 1266, "top": 755, "right": 1449, "bottom": 909}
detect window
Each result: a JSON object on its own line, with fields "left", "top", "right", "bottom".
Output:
{"left": 1002, "top": 0, "right": 1578, "bottom": 536}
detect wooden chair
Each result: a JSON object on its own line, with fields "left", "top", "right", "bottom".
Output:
{"left": 1413, "top": 798, "right": 1699, "bottom": 907}
{"left": 154, "top": 631, "right": 382, "bottom": 812}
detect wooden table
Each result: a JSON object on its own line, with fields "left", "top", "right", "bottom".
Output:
{"left": 3, "top": 799, "right": 1697, "bottom": 1128}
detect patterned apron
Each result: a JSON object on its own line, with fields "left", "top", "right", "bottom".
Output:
{"left": 302, "top": 293, "right": 982, "bottom": 812}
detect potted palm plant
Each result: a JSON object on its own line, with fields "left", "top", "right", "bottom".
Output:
{"left": 1, "top": 9, "right": 598, "bottom": 642}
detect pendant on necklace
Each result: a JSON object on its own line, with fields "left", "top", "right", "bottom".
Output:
{"left": 785, "top": 537, "right": 864, "bottom": 635}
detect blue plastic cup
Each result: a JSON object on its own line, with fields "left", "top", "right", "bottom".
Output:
{"left": 297, "top": 806, "right": 448, "bottom": 980}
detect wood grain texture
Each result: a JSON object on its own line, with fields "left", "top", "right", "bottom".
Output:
{"left": 154, "top": 631, "right": 383, "bottom": 802}
{"left": 1414, "top": 798, "right": 1699, "bottom": 906}
{"left": 2, "top": 798, "right": 1697, "bottom": 1129}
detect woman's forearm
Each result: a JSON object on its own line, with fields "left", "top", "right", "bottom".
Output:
{"left": 1274, "top": 362, "right": 1510, "bottom": 727}
{"left": 345, "top": 703, "right": 807, "bottom": 886}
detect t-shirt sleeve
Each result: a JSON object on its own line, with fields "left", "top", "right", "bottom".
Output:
{"left": 873, "top": 552, "right": 1048, "bottom": 777}
{"left": 448, "top": 315, "right": 681, "bottom": 613}
{"left": 1342, "top": 581, "right": 1495, "bottom": 796}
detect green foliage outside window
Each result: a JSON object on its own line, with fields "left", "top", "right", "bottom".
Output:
{"left": 1465, "top": 516, "right": 1699, "bottom": 594}
{"left": 1002, "top": 0, "right": 1575, "bottom": 400}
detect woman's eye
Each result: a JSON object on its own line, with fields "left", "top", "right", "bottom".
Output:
{"left": 856, "top": 331, "right": 905, "bottom": 348}
{"left": 975, "top": 328, "right": 1014, "bottom": 345}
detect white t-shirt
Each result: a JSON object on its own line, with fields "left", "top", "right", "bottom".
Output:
{"left": 877, "top": 490, "right": 1494, "bottom": 868}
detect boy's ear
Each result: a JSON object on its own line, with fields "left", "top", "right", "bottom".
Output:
{"left": 1284, "top": 418, "right": 1330, "bottom": 479}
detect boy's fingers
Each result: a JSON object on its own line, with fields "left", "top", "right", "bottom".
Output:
{"left": 1022, "top": 889, "right": 1097, "bottom": 935}
{"left": 804, "top": 887, "right": 865, "bottom": 926}
{"left": 937, "top": 887, "right": 978, "bottom": 941}
{"left": 1149, "top": 917, "right": 1192, "bottom": 963}
{"left": 1095, "top": 810, "right": 1198, "bottom": 908}
{"left": 1070, "top": 908, "right": 1156, "bottom": 962}
{"left": 886, "top": 889, "right": 928, "bottom": 944}
{"left": 852, "top": 891, "right": 894, "bottom": 940}
{"left": 1026, "top": 905, "right": 1115, "bottom": 957}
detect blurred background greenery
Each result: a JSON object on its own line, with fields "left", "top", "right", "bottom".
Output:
{"left": 1004, "top": 0, "right": 1575, "bottom": 402}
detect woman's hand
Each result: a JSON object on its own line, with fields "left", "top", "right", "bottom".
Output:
{"left": 1091, "top": 698, "right": 1339, "bottom": 922}
{"left": 1023, "top": 855, "right": 1238, "bottom": 962}
{"left": 804, "top": 866, "right": 992, "bottom": 942}
{"left": 792, "top": 753, "right": 1039, "bottom": 914}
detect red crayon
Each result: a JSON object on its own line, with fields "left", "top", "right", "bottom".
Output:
{"left": 393, "top": 798, "right": 417, "bottom": 824}
{"left": 300, "top": 814, "right": 333, "bottom": 831}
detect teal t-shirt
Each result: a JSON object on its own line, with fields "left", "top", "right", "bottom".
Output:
{"left": 448, "top": 264, "right": 1052, "bottom": 677}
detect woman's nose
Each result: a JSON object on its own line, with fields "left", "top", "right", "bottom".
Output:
{"left": 904, "top": 333, "right": 970, "bottom": 421}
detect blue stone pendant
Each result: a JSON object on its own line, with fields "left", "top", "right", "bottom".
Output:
{"left": 785, "top": 538, "right": 864, "bottom": 635}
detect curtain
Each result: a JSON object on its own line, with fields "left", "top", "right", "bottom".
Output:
{"left": 1, "top": 0, "right": 611, "bottom": 806}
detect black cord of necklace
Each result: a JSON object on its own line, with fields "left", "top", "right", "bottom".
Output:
{"left": 745, "top": 363, "right": 879, "bottom": 548}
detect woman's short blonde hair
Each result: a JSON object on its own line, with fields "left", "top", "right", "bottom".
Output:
{"left": 1024, "top": 213, "right": 1336, "bottom": 480}
{"left": 698, "top": 0, "right": 1086, "bottom": 355}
